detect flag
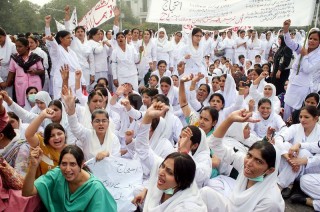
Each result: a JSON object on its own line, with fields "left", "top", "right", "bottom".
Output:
{"left": 55, "top": 19, "right": 66, "bottom": 31}
{"left": 70, "top": 7, "right": 78, "bottom": 31}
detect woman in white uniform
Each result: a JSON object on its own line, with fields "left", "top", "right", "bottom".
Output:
{"left": 44, "top": 15, "right": 82, "bottom": 99}
{"left": 282, "top": 19, "right": 320, "bottom": 121}
{"left": 0, "top": 27, "right": 16, "bottom": 96}
{"left": 275, "top": 105, "right": 320, "bottom": 198}
{"left": 132, "top": 102, "right": 208, "bottom": 212}
{"left": 201, "top": 109, "right": 285, "bottom": 212}
{"left": 111, "top": 32, "right": 140, "bottom": 91}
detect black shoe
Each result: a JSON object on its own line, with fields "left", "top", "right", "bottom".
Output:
{"left": 290, "top": 194, "right": 307, "bottom": 205}
{"left": 281, "top": 187, "right": 293, "bottom": 199}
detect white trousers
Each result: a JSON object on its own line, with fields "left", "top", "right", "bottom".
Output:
{"left": 300, "top": 174, "right": 320, "bottom": 211}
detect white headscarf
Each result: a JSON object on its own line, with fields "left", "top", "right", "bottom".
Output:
{"left": 143, "top": 149, "right": 207, "bottom": 212}
{"left": 221, "top": 74, "right": 237, "bottom": 107}
{"left": 229, "top": 145, "right": 283, "bottom": 211}
{"left": 0, "top": 35, "right": 15, "bottom": 65}
{"left": 158, "top": 77, "right": 178, "bottom": 106}
{"left": 156, "top": 28, "right": 173, "bottom": 51}
{"left": 149, "top": 117, "right": 174, "bottom": 158}
{"left": 30, "top": 91, "right": 52, "bottom": 115}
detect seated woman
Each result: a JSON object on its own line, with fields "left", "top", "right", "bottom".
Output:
{"left": 25, "top": 108, "right": 67, "bottom": 177}
{"left": 180, "top": 74, "right": 245, "bottom": 128}
{"left": 275, "top": 105, "right": 320, "bottom": 198}
{"left": 132, "top": 102, "right": 207, "bottom": 211}
{"left": 288, "top": 141, "right": 320, "bottom": 210}
{"left": 250, "top": 70, "right": 281, "bottom": 114}
{"left": 286, "top": 92, "right": 320, "bottom": 126}
{"left": 201, "top": 109, "right": 284, "bottom": 212}
{"left": 22, "top": 145, "right": 117, "bottom": 211}
{"left": 62, "top": 86, "right": 120, "bottom": 161}
{"left": 250, "top": 98, "right": 287, "bottom": 138}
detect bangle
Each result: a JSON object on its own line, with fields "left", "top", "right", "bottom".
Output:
{"left": 181, "top": 103, "right": 188, "bottom": 109}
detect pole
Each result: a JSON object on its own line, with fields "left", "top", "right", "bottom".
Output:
{"left": 315, "top": 1, "right": 320, "bottom": 28}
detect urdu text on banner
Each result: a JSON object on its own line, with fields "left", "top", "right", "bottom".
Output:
{"left": 147, "top": 0, "right": 316, "bottom": 27}
{"left": 78, "top": 0, "right": 116, "bottom": 30}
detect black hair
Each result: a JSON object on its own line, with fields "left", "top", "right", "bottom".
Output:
{"left": 128, "top": 94, "right": 143, "bottom": 110}
{"left": 249, "top": 141, "right": 276, "bottom": 168}
{"left": 252, "top": 68, "right": 263, "bottom": 76}
{"left": 198, "top": 83, "right": 210, "bottom": 94}
{"left": 116, "top": 32, "right": 125, "bottom": 39}
{"left": 97, "top": 77, "right": 109, "bottom": 87}
{"left": 91, "top": 109, "right": 109, "bottom": 121}
{"left": 255, "top": 55, "right": 261, "bottom": 59}
{"left": 141, "top": 88, "right": 159, "bottom": 97}
{"left": 55, "top": 30, "right": 71, "bottom": 44}
{"left": 87, "top": 91, "right": 103, "bottom": 105}
{"left": 258, "top": 98, "right": 272, "bottom": 108}
{"left": 175, "top": 31, "right": 182, "bottom": 37}
{"left": 0, "top": 123, "right": 16, "bottom": 140}
{"left": 162, "top": 152, "right": 196, "bottom": 190}
{"left": 150, "top": 75, "right": 159, "bottom": 82}
{"left": 75, "top": 26, "right": 86, "bottom": 33}
{"left": 308, "top": 30, "right": 320, "bottom": 41}
{"left": 209, "top": 93, "right": 225, "bottom": 109}
{"left": 200, "top": 106, "right": 219, "bottom": 123}
{"left": 88, "top": 28, "right": 100, "bottom": 39}
{"left": 160, "top": 76, "right": 171, "bottom": 86}
{"left": 157, "top": 60, "right": 167, "bottom": 67}
{"left": 48, "top": 100, "right": 62, "bottom": 111}
{"left": 238, "top": 54, "right": 245, "bottom": 60}
{"left": 211, "top": 76, "right": 220, "bottom": 82}
{"left": 59, "top": 145, "right": 85, "bottom": 168}
{"left": 43, "top": 123, "right": 65, "bottom": 145}
{"left": 131, "top": 28, "right": 140, "bottom": 34}
{"left": 182, "top": 125, "right": 202, "bottom": 145}
{"left": 7, "top": 112, "right": 19, "bottom": 122}
{"left": 0, "top": 27, "right": 6, "bottom": 36}
{"left": 192, "top": 28, "right": 202, "bottom": 36}
{"left": 304, "top": 92, "right": 320, "bottom": 107}
{"left": 26, "top": 86, "right": 38, "bottom": 95}
{"left": 16, "top": 37, "right": 29, "bottom": 47}
{"left": 300, "top": 105, "right": 319, "bottom": 118}
{"left": 27, "top": 35, "right": 38, "bottom": 43}
{"left": 95, "top": 87, "right": 108, "bottom": 97}
{"left": 123, "top": 29, "right": 131, "bottom": 36}
{"left": 151, "top": 117, "right": 160, "bottom": 131}
{"left": 152, "top": 94, "right": 170, "bottom": 106}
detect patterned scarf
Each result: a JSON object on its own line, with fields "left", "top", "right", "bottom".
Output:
{"left": 10, "top": 52, "right": 42, "bottom": 73}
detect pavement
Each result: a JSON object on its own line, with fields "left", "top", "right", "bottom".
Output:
{"left": 285, "top": 199, "right": 314, "bottom": 212}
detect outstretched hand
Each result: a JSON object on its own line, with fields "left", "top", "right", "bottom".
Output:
{"left": 60, "top": 64, "right": 70, "bottom": 81}
{"left": 61, "top": 85, "right": 76, "bottom": 115}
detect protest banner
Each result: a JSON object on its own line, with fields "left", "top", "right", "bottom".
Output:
{"left": 147, "top": 0, "right": 316, "bottom": 27}
{"left": 78, "top": 0, "right": 116, "bottom": 30}
{"left": 86, "top": 156, "right": 143, "bottom": 212}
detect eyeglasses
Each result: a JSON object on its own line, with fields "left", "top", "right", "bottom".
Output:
{"left": 93, "top": 119, "right": 109, "bottom": 124}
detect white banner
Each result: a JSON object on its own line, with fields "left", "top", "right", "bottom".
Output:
{"left": 182, "top": 24, "right": 196, "bottom": 35}
{"left": 78, "top": 0, "right": 116, "bottom": 30}
{"left": 147, "top": 0, "right": 316, "bottom": 27}
{"left": 86, "top": 156, "right": 143, "bottom": 212}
